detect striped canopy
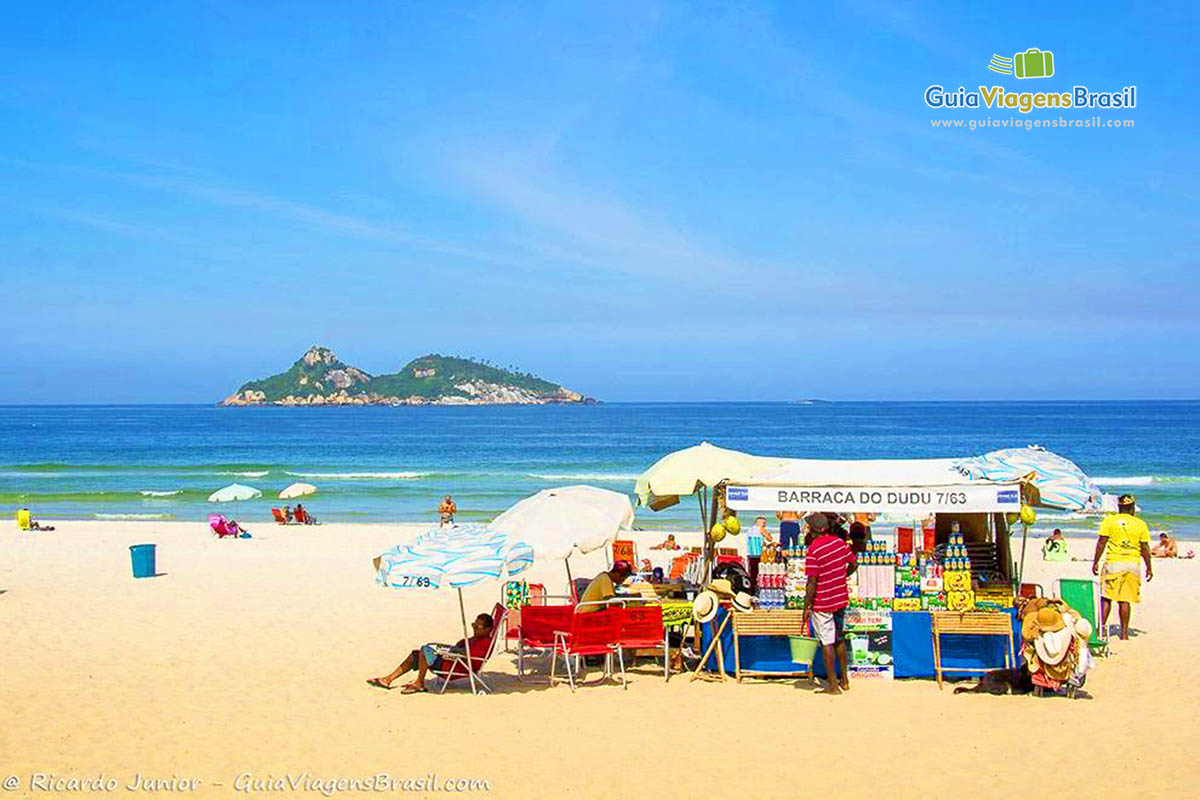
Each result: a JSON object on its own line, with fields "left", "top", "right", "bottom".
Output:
{"left": 953, "top": 446, "right": 1103, "bottom": 512}
{"left": 376, "top": 524, "right": 534, "bottom": 590}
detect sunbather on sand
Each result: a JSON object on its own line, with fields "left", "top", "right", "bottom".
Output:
{"left": 366, "top": 613, "right": 494, "bottom": 694}
{"left": 650, "top": 534, "right": 680, "bottom": 550}
{"left": 1151, "top": 532, "right": 1193, "bottom": 558}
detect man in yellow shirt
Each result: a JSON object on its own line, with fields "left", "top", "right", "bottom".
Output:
{"left": 1091, "top": 494, "right": 1153, "bottom": 640}
{"left": 577, "top": 561, "right": 632, "bottom": 612}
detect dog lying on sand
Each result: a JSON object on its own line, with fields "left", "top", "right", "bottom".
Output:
{"left": 953, "top": 665, "right": 1034, "bottom": 695}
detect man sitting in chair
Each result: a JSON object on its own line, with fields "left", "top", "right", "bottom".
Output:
{"left": 577, "top": 560, "right": 633, "bottom": 613}
{"left": 366, "top": 612, "right": 494, "bottom": 694}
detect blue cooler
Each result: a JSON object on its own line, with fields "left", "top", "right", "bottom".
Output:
{"left": 129, "top": 544, "right": 157, "bottom": 578}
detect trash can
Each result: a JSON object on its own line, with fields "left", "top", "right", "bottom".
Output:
{"left": 129, "top": 544, "right": 157, "bottom": 578}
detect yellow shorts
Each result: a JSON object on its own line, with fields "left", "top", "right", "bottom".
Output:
{"left": 1102, "top": 568, "right": 1141, "bottom": 603}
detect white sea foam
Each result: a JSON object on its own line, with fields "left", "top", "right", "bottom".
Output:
{"left": 285, "top": 471, "right": 426, "bottom": 480}
{"left": 216, "top": 471, "right": 269, "bottom": 478}
{"left": 1092, "top": 476, "right": 1155, "bottom": 486}
{"left": 139, "top": 490, "right": 182, "bottom": 497}
{"left": 526, "top": 472, "right": 639, "bottom": 482}
{"left": 94, "top": 513, "right": 174, "bottom": 520}
{"left": 1093, "top": 475, "right": 1200, "bottom": 486}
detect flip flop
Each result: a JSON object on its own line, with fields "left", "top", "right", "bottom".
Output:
{"left": 400, "top": 683, "right": 427, "bottom": 695}
{"left": 365, "top": 678, "right": 394, "bottom": 690}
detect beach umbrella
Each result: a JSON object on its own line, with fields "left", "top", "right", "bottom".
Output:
{"left": 634, "top": 441, "right": 788, "bottom": 508}
{"left": 376, "top": 524, "right": 533, "bottom": 694}
{"left": 635, "top": 442, "right": 789, "bottom": 582}
{"left": 278, "top": 482, "right": 317, "bottom": 500}
{"left": 491, "top": 485, "right": 635, "bottom": 587}
{"left": 954, "top": 446, "right": 1103, "bottom": 588}
{"left": 953, "top": 446, "right": 1103, "bottom": 512}
{"left": 207, "top": 483, "right": 262, "bottom": 503}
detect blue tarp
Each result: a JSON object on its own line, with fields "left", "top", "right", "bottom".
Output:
{"left": 700, "top": 608, "right": 1021, "bottom": 680}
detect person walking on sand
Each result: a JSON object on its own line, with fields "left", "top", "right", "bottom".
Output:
{"left": 438, "top": 495, "right": 457, "bottom": 527}
{"left": 801, "top": 513, "right": 857, "bottom": 695}
{"left": 1092, "top": 493, "right": 1153, "bottom": 640}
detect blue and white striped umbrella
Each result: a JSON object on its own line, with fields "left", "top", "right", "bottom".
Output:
{"left": 954, "top": 446, "right": 1103, "bottom": 512}
{"left": 377, "top": 524, "right": 534, "bottom": 590}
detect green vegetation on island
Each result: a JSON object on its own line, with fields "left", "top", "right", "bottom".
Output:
{"left": 221, "top": 346, "right": 586, "bottom": 406}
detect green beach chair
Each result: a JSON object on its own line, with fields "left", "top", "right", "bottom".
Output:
{"left": 1057, "top": 578, "right": 1109, "bottom": 658}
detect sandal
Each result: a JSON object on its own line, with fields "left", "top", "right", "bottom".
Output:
{"left": 366, "top": 678, "right": 393, "bottom": 690}
{"left": 400, "top": 682, "right": 427, "bottom": 695}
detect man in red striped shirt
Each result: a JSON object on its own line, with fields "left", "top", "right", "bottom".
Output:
{"left": 802, "top": 513, "right": 857, "bottom": 695}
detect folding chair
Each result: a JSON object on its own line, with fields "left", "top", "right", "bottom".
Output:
{"left": 550, "top": 608, "right": 626, "bottom": 692}
{"left": 429, "top": 604, "right": 507, "bottom": 694}
{"left": 618, "top": 606, "right": 669, "bottom": 682}
{"left": 1019, "top": 583, "right": 1045, "bottom": 599}
{"left": 271, "top": 508, "right": 288, "bottom": 525}
{"left": 1056, "top": 578, "right": 1109, "bottom": 657}
{"left": 517, "top": 604, "right": 575, "bottom": 678}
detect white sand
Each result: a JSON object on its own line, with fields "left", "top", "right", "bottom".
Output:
{"left": 2, "top": 521, "right": 1198, "bottom": 799}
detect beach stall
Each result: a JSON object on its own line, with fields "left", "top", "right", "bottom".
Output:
{"left": 636, "top": 443, "right": 1102, "bottom": 682}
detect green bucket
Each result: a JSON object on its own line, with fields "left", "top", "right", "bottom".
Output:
{"left": 789, "top": 635, "right": 819, "bottom": 664}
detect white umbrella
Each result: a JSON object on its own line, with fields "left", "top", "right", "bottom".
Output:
{"left": 490, "top": 485, "right": 635, "bottom": 587}
{"left": 208, "top": 483, "right": 262, "bottom": 503}
{"left": 278, "top": 482, "right": 317, "bottom": 500}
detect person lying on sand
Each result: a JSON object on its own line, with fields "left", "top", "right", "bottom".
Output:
{"left": 366, "top": 613, "right": 494, "bottom": 694}
{"left": 650, "top": 534, "right": 680, "bottom": 550}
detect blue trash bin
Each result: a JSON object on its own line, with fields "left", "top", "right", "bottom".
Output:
{"left": 129, "top": 543, "right": 157, "bottom": 578}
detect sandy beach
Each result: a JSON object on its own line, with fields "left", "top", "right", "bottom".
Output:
{"left": 2, "top": 520, "right": 1198, "bottom": 799}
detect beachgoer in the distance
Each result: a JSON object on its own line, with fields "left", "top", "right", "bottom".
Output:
{"left": 295, "top": 503, "right": 316, "bottom": 525}
{"left": 20, "top": 507, "right": 55, "bottom": 531}
{"left": 366, "top": 612, "right": 494, "bottom": 694}
{"left": 577, "top": 560, "right": 633, "bottom": 612}
{"left": 1151, "top": 532, "right": 1178, "bottom": 558}
{"left": 439, "top": 495, "right": 457, "bottom": 527}
{"left": 802, "top": 513, "right": 857, "bottom": 695}
{"left": 1043, "top": 528, "right": 1068, "bottom": 558}
{"left": 848, "top": 520, "right": 869, "bottom": 553}
{"left": 1092, "top": 494, "right": 1152, "bottom": 640}
{"left": 283, "top": 505, "right": 294, "bottom": 523}
{"left": 747, "top": 516, "right": 773, "bottom": 589}
{"left": 777, "top": 510, "right": 801, "bottom": 551}
{"left": 650, "top": 534, "right": 681, "bottom": 550}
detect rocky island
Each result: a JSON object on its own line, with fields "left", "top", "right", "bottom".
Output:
{"left": 220, "top": 346, "right": 591, "bottom": 406}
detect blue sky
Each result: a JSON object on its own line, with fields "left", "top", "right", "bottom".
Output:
{"left": 1, "top": 1, "right": 1196, "bottom": 402}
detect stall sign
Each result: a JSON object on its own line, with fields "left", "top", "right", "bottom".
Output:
{"left": 726, "top": 483, "right": 1021, "bottom": 513}
{"left": 845, "top": 608, "right": 893, "bottom": 678}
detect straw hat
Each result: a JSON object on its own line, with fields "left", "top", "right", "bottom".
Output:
{"left": 1034, "top": 627, "right": 1073, "bottom": 665}
{"left": 706, "top": 578, "right": 735, "bottom": 597}
{"left": 692, "top": 590, "right": 719, "bottom": 623}
{"left": 731, "top": 591, "right": 753, "bottom": 613}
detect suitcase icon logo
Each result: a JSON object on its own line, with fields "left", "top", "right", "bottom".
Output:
{"left": 988, "top": 48, "right": 1055, "bottom": 79}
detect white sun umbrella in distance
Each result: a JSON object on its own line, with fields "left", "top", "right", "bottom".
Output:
{"left": 490, "top": 485, "right": 635, "bottom": 589}
{"left": 208, "top": 483, "right": 262, "bottom": 517}
{"left": 278, "top": 482, "right": 317, "bottom": 500}
{"left": 376, "top": 524, "right": 533, "bottom": 694}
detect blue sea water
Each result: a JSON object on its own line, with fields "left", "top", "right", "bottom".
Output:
{"left": 1, "top": 402, "right": 1197, "bottom": 536}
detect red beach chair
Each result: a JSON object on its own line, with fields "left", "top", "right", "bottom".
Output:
{"left": 517, "top": 604, "right": 574, "bottom": 678}
{"left": 550, "top": 608, "right": 626, "bottom": 692}
{"left": 617, "top": 606, "right": 669, "bottom": 682}
{"left": 271, "top": 508, "right": 288, "bottom": 525}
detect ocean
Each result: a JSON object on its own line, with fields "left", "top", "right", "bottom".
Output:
{"left": 2, "top": 402, "right": 1197, "bottom": 536}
